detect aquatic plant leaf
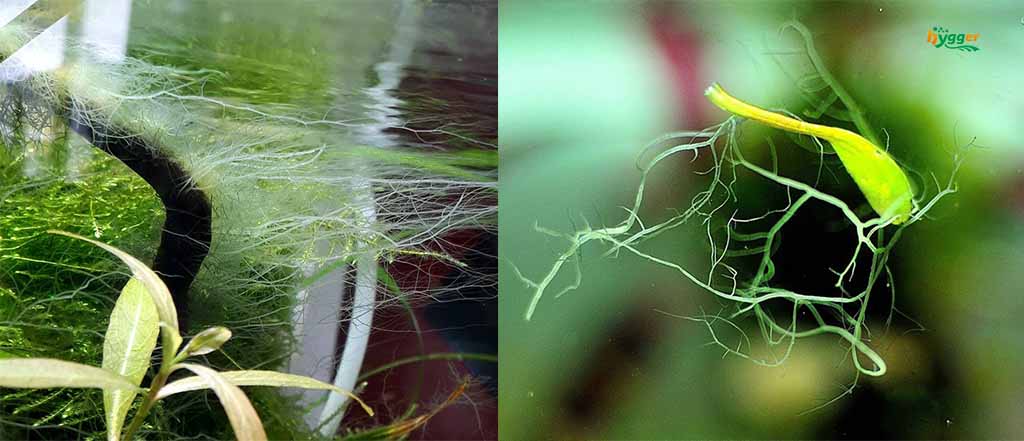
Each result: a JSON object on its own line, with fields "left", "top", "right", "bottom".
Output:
{"left": 0, "top": 358, "right": 138, "bottom": 390}
{"left": 174, "top": 363, "right": 267, "bottom": 441}
{"left": 157, "top": 370, "right": 374, "bottom": 416}
{"left": 102, "top": 278, "right": 160, "bottom": 441}
{"left": 704, "top": 83, "right": 914, "bottom": 224}
{"left": 179, "top": 326, "right": 232, "bottom": 357}
{"left": 48, "top": 231, "right": 184, "bottom": 356}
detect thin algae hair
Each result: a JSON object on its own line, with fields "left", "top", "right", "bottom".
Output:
{"left": 0, "top": 10, "right": 496, "bottom": 439}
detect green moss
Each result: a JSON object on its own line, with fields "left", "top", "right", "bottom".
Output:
{"left": 0, "top": 153, "right": 162, "bottom": 438}
{"left": 0, "top": 148, "right": 315, "bottom": 439}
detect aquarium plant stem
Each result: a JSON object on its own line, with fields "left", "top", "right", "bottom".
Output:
{"left": 780, "top": 20, "right": 881, "bottom": 146}
{"left": 120, "top": 370, "right": 167, "bottom": 441}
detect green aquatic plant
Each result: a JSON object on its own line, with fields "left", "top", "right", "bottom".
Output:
{"left": 0, "top": 231, "right": 372, "bottom": 441}
{"left": 337, "top": 377, "right": 472, "bottom": 441}
{"left": 0, "top": 4, "right": 496, "bottom": 439}
{"left": 518, "top": 117, "right": 963, "bottom": 377}
{"left": 0, "top": 155, "right": 167, "bottom": 435}
{"left": 704, "top": 83, "right": 915, "bottom": 225}
{"left": 517, "top": 21, "right": 965, "bottom": 391}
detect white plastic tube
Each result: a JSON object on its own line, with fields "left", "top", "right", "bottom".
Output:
{"left": 317, "top": 0, "right": 422, "bottom": 435}
{"left": 317, "top": 196, "right": 377, "bottom": 435}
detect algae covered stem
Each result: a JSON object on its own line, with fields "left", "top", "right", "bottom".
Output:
{"left": 67, "top": 110, "right": 211, "bottom": 331}
{"left": 1, "top": 3, "right": 210, "bottom": 330}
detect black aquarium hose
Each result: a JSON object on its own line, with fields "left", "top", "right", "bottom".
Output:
{"left": 67, "top": 112, "right": 211, "bottom": 331}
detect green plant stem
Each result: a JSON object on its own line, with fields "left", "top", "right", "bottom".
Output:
{"left": 121, "top": 368, "right": 172, "bottom": 441}
{"left": 781, "top": 20, "right": 882, "bottom": 146}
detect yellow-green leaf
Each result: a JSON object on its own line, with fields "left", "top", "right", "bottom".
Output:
{"left": 704, "top": 83, "right": 915, "bottom": 224}
{"left": 102, "top": 278, "right": 160, "bottom": 441}
{"left": 48, "top": 231, "right": 183, "bottom": 356}
{"left": 176, "top": 363, "right": 267, "bottom": 441}
{"left": 179, "top": 326, "right": 232, "bottom": 358}
{"left": 157, "top": 369, "right": 374, "bottom": 416}
{"left": 0, "top": 358, "right": 138, "bottom": 390}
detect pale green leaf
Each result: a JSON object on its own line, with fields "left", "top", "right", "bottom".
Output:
{"left": 175, "top": 363, "right": 267, "bottom": 441}
{"left": 157, "top": 370, "right": 374, "bottom": 416}
{"left": 102, "top": 278, "right": 160, "bottom": 441}
{"left": 0, "top": 358, "right": 138, "bottom": 390}
{"left": 179, "top": 326, "right": 232, "bottom": 358}
{"left": 48, "top": 231, "right": 183, "bottom": 356}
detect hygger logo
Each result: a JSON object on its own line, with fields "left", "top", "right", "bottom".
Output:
{"left": 927, "top": 26, "right": 980, "bottom": 52}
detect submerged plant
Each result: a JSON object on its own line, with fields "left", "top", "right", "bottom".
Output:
{"left": 704, "top": 83, "right": 915, "bottom": 225}
{"left": 1, "top": 3, "right": 496, "bottom": 438}
{"left": 517, "top": 21, "right": 965, "bottom": 396}
{"left": 0, "top": 231, "right": 372, "bottom": 441}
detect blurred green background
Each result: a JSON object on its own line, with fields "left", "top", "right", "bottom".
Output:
{"left": 499, "top": 1, "right": 1024, "bottom": 439}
